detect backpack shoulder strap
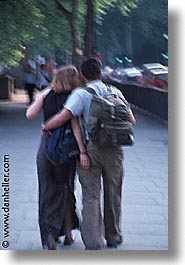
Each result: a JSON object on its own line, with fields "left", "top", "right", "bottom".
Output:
{"left": 106, "top": 84, "right": 117, "bottom": 97}
{"left": 106, "top": 84, "right": 112, "bottom": 93}
{"left": 84, "top": 86, "right": 98, "bottom": 96}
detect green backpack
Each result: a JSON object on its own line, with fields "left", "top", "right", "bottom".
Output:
{"left": 84, "top": 85, "right": 134, "bottom": 146}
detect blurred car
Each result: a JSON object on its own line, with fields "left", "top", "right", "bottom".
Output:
{"left": 102, "top": 66, "right": 113, "bottom": 81}
{"left": 111, "top": 68, "right": 126, "bottom": 82}
{"left": 141, "top": 63, "right": 167, "bottom": 72}
{"left": 112, "top": 67, "right": 142, "bottom": 84}
{"left": 139, "top": 68, "right": 168, "bottom": 89}
{"left": 121, "top": 67, "right": 143, "bottom": 83}
{"left": 147, "top": 69, "right": 168, "bottom": 89}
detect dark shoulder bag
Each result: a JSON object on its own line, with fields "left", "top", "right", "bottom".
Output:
{"left": 45, "top": 94, "right": 79, "bottom": 166}
{"left": 46, "top": 121, "right": 79, "bottom": 166}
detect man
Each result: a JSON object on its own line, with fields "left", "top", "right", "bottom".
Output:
{"left": 43, "top": 58, "right": 136, "bottom": 250}
{"left": 24, "top": 67, "right": 36, "bottom": 105}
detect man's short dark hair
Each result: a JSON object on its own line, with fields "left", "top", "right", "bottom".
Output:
{"left": 80, "top": 58, "right": 101, "bottom": 81}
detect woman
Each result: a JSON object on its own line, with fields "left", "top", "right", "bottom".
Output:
{"left": 26, "top": 65, "right": 89, "bottom": 250}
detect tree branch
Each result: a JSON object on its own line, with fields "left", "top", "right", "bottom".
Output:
{"left": 56, "top": 0, "right": 71, "bottom": 19}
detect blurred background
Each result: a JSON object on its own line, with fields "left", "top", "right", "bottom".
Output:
{"left": 0, "top": 0, "right": 168, "bottom": 97}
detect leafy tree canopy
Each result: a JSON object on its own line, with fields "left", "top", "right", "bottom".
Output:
{"left": 0, "top": 0, "right": 45, "bottom": 67}
{"left": 0, "top": 0, "right": 167, "bottom": 70}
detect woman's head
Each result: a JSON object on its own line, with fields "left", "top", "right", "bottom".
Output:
{"left": 52, "top": 65, "right": 79, "bottom": 93}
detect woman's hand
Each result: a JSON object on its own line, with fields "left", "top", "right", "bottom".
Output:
{"left": 80, "top": 153, "right": 90, "bottom": 169}
{"left": 26, "top": 87, "right": 51, "bottom": 120}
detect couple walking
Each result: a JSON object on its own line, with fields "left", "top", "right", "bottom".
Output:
{"left": 26, "top": 58, "right": 136, "bottom": 250}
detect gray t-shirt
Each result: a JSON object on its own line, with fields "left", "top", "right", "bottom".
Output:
{"left": 64, "top": 80, "right": 127, "bottom": 124}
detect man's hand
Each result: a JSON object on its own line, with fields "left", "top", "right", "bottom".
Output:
{"left": 80, "top": 153, "right": 90, "bottom": 169}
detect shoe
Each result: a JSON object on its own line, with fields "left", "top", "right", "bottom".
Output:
{"left": 107, "top": 243, "right": 117, "bottom": 248}
{"left": 64, "top": 234, "right": 75, "bottom": 245}
{"left": 46, "top": 234, "right": 57, "bottom": 250}
{"left": 107, "top": 238, "right": 123, "bottom": 248}
{"left": 42, "top": 244, "right": 48, "bottom": 250}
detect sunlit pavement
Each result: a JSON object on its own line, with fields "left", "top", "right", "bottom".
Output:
{"left": 0, "top": 90, "right": 168, "bottom": 251}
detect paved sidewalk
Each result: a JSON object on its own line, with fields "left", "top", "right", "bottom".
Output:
{"left": 0, "top": 92, "right": 168, "bottom": 251}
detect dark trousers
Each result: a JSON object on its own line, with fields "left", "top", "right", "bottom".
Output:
{"left": 37, "top": 134, "right": 79, "bottom": 246}
{"left": 25, "top": 83, "right": 35, "bottom": 104}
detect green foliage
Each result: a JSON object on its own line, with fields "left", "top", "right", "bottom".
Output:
{"left": 30, "top": 1, "right": 71, "bottom": 60}
{"left": 115, "top": 0, "right": 138, "bottom": 16}
{"left": 0, "top": 0, "right": 72, "bottom": 68}
{"left": 0, "top": 0, "right": 168, "bottom": 69}
{"left": 0, "top": 0, "right": 44, "bottom": 68}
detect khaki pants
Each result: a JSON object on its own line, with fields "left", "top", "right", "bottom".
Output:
{"left": 78, "top": 142, "right": 124, "bottom": 250}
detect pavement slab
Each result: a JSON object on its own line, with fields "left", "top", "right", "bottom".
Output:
{"left": 0, "top": 91, "right": 168, "bottom": 251}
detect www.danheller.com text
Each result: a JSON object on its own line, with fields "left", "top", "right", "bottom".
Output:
{"left": 1, "top": 154, "right": 10, "bottom": 249}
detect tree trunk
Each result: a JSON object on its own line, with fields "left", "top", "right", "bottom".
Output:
{"left": 56, "top": 0, "right": 82, "bottom": 69}
{"left": 70, "top": 0, "right": 82, "bottom": 68}
{"left": 84, "top": 0, "right": 96, "bottom": 58}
